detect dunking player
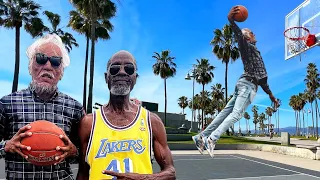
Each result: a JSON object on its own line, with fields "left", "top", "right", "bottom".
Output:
{"left": 192, "top": 6, "right": 279, "bottom": 158}
{"left": 76, "top": 50, "right": 176, "bottom": 180}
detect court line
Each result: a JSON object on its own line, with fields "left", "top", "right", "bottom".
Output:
{"left": 230, "top": 155, "right": 320, "bottom": 179}
{"left": 208, "top": 174, "right": 306, "bottom": 180}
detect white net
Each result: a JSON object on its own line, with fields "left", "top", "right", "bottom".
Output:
{"left": 284, "top": 27, "right": 309, "bottom": 55}
{"left": 26, "top": 33, "right": 70, "bottom": 68}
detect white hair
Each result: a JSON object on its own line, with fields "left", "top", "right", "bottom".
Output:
{"left": 26, "top": 33, "right": 70, "bottom": 68}
{"left": 241, "top": 28, "right": 251, "bottom": 39}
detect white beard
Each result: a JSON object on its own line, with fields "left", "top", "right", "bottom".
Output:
{"left": 30, "top": 80, "right": 57, "bottom": 95}
{"left": 110, "top": 84, "right": 130, "bottom": 96}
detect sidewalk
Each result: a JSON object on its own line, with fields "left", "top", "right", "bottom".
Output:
{"left": 244, "top": 136, "right": 320, "bottom": 148}
{"left": 172, "top": 150, "right": 320, "bottom": 172}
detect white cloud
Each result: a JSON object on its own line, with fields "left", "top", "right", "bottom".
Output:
{"left": 253, "top": 103, "right": 295, "bottom": 113}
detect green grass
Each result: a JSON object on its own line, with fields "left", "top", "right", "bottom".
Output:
{"left": 168, "top": 135, "right": 281, "bottom": 145}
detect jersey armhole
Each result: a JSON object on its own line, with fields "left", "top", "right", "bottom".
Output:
{"left": 85, "top": 110, "right": 97, "bottom": 163}
{"left": 146, "top": 110, "right": 153, "bottom": 161}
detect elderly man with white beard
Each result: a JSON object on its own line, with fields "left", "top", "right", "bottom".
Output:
{"left": 0, "top": 34, "right": 85, "bottom": 180}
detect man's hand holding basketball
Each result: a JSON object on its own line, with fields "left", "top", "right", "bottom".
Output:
{"left": 54, "top": 132, "right": 77, "bottom": 165}
{"left": 4, "top": 125, "right": 32, "bottom": 159}
{"left": 228, "top": 6, "right": 240, "bottom": 20}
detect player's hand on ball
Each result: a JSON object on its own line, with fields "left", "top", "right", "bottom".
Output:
{"left": 4, "top": 124, "right": 32, "bottom": 159}
{"left": 54, "top": 132, "right": 77, "bottom": 165}
{"left": 228, "top": 6, "right": 240, "bottom": 20}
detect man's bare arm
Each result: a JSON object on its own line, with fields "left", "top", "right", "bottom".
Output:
{"left": 76, "top": 114, "right": 93, "bottom": 180}
{"left": 148, "top": 112, "right": 176, "bottom": 179}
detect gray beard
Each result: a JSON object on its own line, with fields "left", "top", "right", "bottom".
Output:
{"left": 110, "top": 84, "right": 130, "bottom": 96}
{"left": 30, "top": 81, "right": 57, "bottom": 95}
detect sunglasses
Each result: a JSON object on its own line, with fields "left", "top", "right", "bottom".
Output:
{"left": 109, "top": 64, "right": 135, "bottom": 76}
{"left": 35, "top": 53, "right": 62, "bottom": 68}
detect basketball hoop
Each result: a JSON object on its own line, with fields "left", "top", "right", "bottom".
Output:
{"left": 283, "top": 26, "right": 312, "bottom": 55}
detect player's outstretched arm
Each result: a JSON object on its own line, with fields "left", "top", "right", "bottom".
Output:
{"left": 102, "top": 112, "right": 176, "bottom": 180}
{"left": 76, "top": 114, "right": 93, "bottom": 180}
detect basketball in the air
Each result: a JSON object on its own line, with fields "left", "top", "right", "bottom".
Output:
{"left": 20, "top": 120, "right": 65, "bottom": 166}
{"left": 233, "top": 5, "right": 248, "bottom": 22}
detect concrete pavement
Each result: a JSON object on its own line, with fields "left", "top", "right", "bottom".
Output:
{"left": 244, "top": 136, "right": 320, "bottom": 148}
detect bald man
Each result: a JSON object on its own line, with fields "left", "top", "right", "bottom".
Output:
{"left": 76, "top": 50, "right": 176, "bottom": 180}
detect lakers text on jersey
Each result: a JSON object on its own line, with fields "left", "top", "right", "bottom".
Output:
{"left": 85, "top": 106, "right": 153, "bottom": 180}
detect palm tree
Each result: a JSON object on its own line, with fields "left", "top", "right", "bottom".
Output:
{"left": 152, "top": 50, "right": 177, "bottom": 126}
{"left": 259, "top": 112, "right": 266, "bottom": 134}
{"left": 304, "top": 91, "right": 316, "bottom": 136}
{"left": 211, "top": 83, "right": 225, "bottom": 101}
{"left": 243, "top": 112, "right": 250, "bottom": 134}
{"left": 200, "top": 90, "right": 211, "bottom": 125}
{"left": 304, "top": 63, "right": 320, "bottom": 138}
{"left": 178, "top": 96, "right": 188, "bottom": 115}
{"left": 68, "top": 10, "right": 113, "bottom": 110}
{"left": 0, "top": 0, "right": 46, "bottom": 92}
{"left": 252, "top": 105, "right": 259, "bottom": 134}
{"left": 189, "top": 94, "right": 201, "bottom": 129}
{"left": 265, "top": 107, "right": 273, "bottom": 133}
{"left": 194, "top": 58, "right": 215, "bottom": 128}
{"left": 70, "top": 0, "right": 117, "bottom": 113}
{"left": 298, "top": 93, "right": 307, "bottom": 135}
{"left": 42, "top": 11, "right": 78, "bottom": 53}
{"left": 289, "top": 94, "right": 300, "bottom": 135}
{"left": 210, "top": 24, "right": 240, "bottom": 103}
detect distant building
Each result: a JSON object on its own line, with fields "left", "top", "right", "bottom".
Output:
{"left": 139, "top": 100, "right": 198, "bottom": 130}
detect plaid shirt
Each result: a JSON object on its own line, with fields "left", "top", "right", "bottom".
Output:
{"left": 0, "top": 86, "right": 85, "bottom": 180}
{"left": 229, "top": 19, "right": 272, "bottom": 95}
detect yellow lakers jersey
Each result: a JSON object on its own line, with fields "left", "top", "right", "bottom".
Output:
{"left": 86, "top": 105, "right": 153, "bottom": 180}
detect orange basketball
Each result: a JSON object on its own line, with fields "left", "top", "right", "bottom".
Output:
{"left": 233, "top": 5, "right": 248, "bottom": 22}
{"left": 21, "top": 120, "right": 65, "bottom": 166}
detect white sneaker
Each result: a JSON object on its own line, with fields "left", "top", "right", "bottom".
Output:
{"left": 206, "top": 137, "right": 216, "bottom": 158}
{"left": 192, "top": 135, "right": 205, "bottom": 154}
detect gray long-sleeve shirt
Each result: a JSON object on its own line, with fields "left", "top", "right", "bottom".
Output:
{"left": 229, "top": 19, "right": 272, "bottom": 95}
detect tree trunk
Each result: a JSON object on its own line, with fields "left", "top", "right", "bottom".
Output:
{"left": 164, "top": 78, "right": 167, "bottom": 126}
{"left": 299, "top": 111, "right": 301, "bottom": 136}
{"left": 295, "top": 111, "right": 298, "bottom": 136}
{"left": 83, "top": 36, "right": 90, "bottom": 110}
{"left": 12, "top": 26, "right": 20, "bottom": 92}
{"left": 267, "top": 115, "right": 270, "bottom": 132}
{"left": 303, "top": 111, "right": 305, "bottom": 135}
{"left": 315, "top": 100, "right": 319, "bottom": 139}
{"left": 201, "top": 84, "right": 205, "bottom": 129}
{"left": 87, "top": 4, "right": 97, "bottom": 113}
{"left": 225, "top": 62, "right": 228, "bottom": 104}
{"left": 254, "top": 123, "right": 257, "bottom": 134}
{"left": 278, "top": 110, "right": 280, "bottom": 134}
{"left": 311, "top": 102, "right": 315, "bottom": 136}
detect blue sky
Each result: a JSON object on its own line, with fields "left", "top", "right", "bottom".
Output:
{"left": 0, "top": 0, "right": 319, "bottom": 130}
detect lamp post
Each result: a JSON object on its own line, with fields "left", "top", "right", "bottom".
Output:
{"left": 185, "top": 67, "right": 196, "bottom": 132}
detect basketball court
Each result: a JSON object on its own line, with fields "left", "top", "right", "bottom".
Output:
{"left": 63, "top": 153, "right": 320, "bottom": 180}
{"left": 0, "top": 153, "right": 317, "bottom": 180}
{"left": 284, "top": 0, "right": 320, "bottom": 61}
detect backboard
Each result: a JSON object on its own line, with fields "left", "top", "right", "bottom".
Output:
{"left": 285, "top": 0, "right": 320, "bottom": 60}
